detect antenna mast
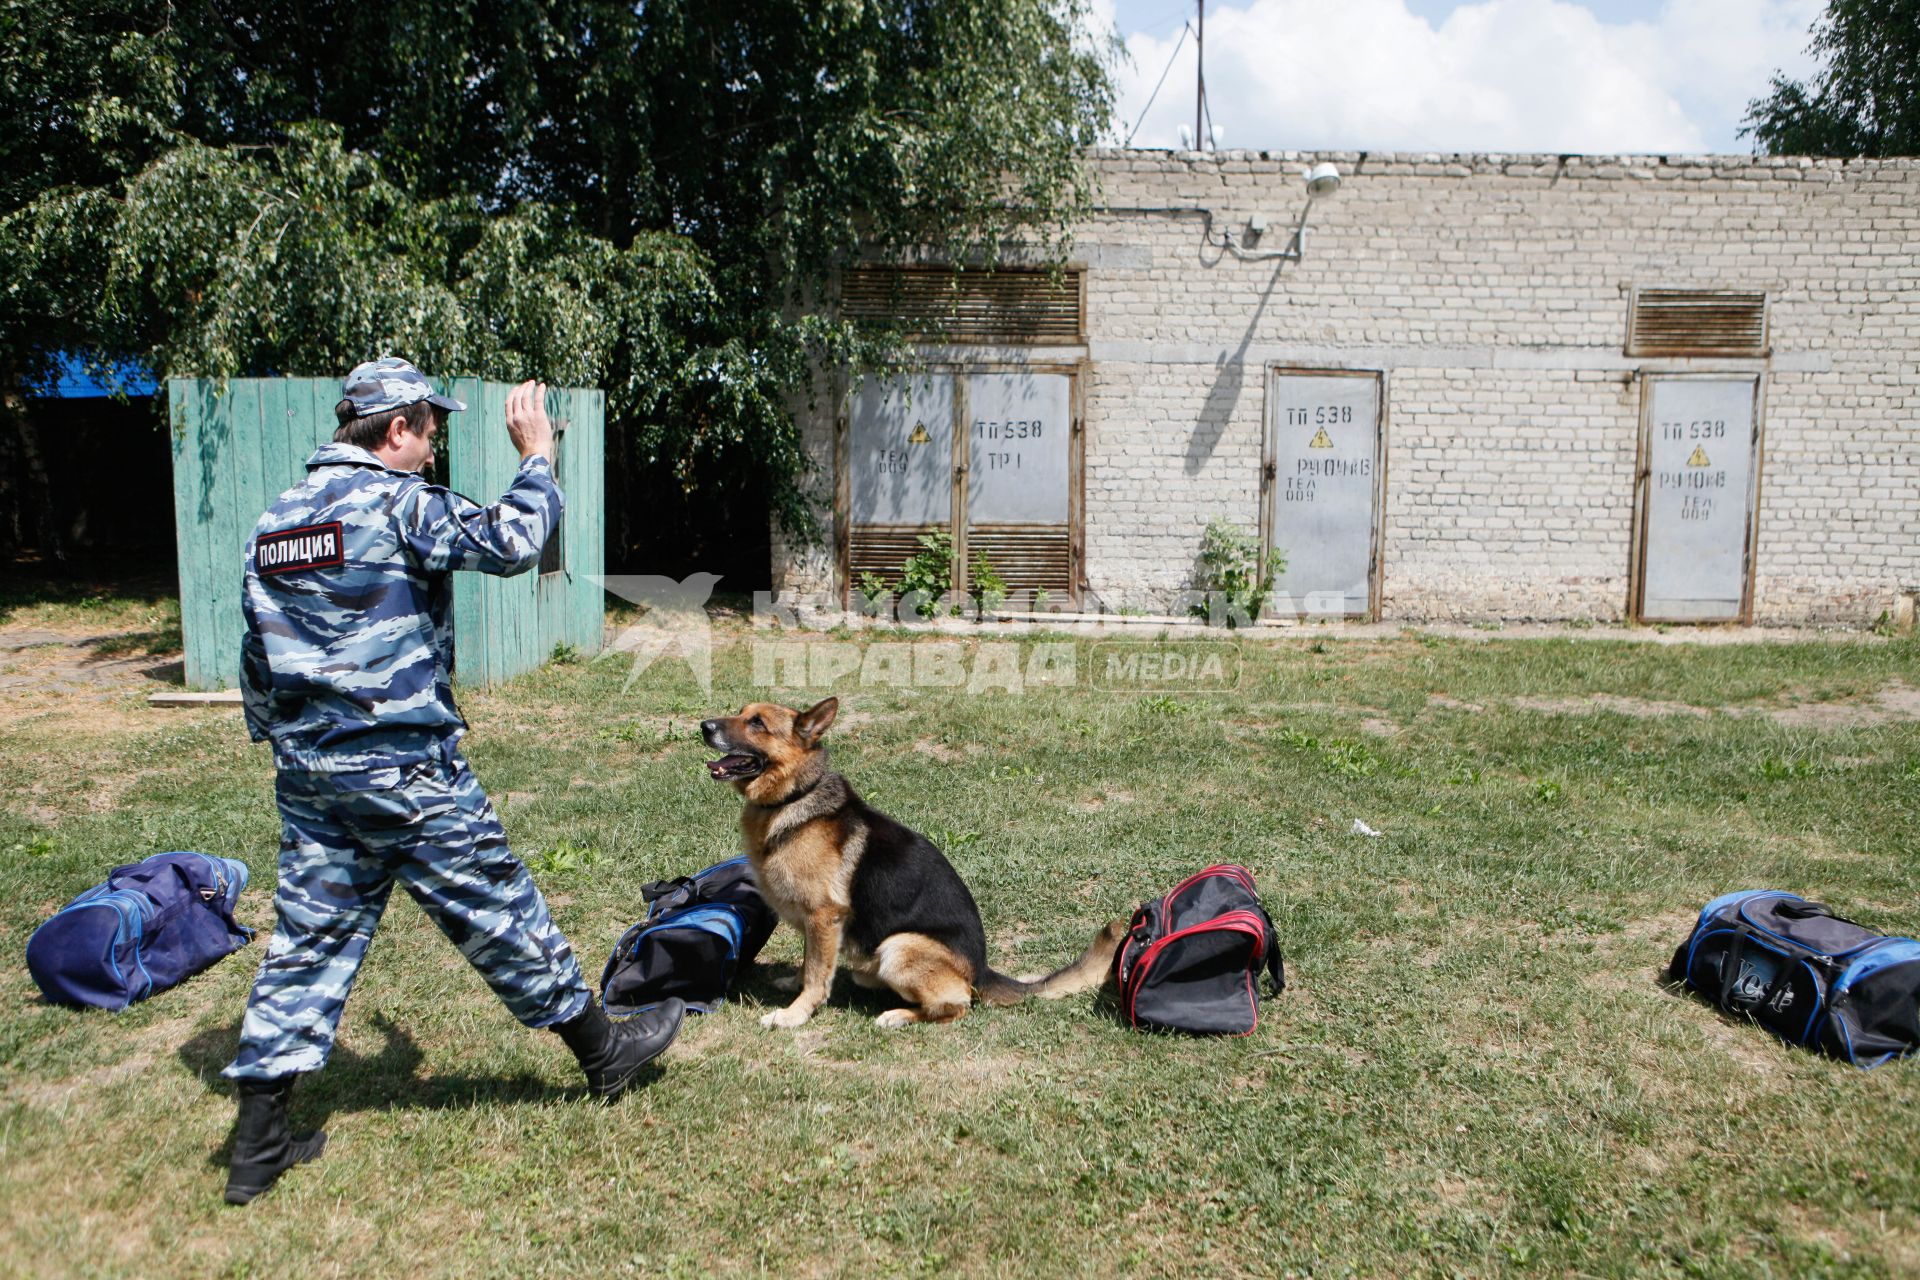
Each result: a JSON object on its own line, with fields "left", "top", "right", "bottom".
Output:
{"left": 1195, "top": 0, "right": 1206, "bottom": 149}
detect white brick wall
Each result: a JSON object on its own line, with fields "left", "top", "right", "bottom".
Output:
{"left": 779, "top": 148, "right": 1920, "bottom": 624}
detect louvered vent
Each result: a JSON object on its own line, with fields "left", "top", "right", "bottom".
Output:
{"left": 849, "top": 524, "right": 1071, "bottom": 598}
{"left": 841, "top": 268, "right": 1083, "bottom": 343}
{"left": 849, "top": 525, "right": 942, "bottom": 589}
{"left": 966, "top": 525, "right": 1072, "bottom": 596}
{"left": 1627, "top": 289, "right": 1768, "bottom": 357}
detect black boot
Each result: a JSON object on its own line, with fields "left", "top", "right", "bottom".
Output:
{"left": 224, "top": 1078, "right": 327, "bottom": 1206}
{"left": 554, "top": 998, "right": 685, "bottom": 1101}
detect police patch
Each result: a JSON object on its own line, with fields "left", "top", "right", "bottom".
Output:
{"left": 256, "top": 521, "right": 345, "bottom": 576}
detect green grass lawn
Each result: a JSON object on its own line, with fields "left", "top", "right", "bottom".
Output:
{"left": 2, "top": 622, "right": 1917, "bottom": 1278}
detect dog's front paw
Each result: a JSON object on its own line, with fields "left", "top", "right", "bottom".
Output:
{"left": 761, "top": 1004, "right": 813, "bottom": 1029}
{"left": 873, "top": 1008, "right": 920, "bottom": 1029}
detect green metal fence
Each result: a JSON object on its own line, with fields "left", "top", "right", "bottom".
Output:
{"left": 167, "top": 377, "right": 604, "bottom": 690}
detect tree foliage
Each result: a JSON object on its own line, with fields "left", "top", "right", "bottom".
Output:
{"left": 1742, "top": 0, "right": 1920, "bottom": 156}
{"left": 0, "top": 0, "right": 1116, "bottom": 543}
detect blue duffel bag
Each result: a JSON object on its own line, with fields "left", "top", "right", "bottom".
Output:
{"left": 27, "top": 852, "right": 254, "bottom": 1010}
{"left": 1669, "top": 890, "right": 1920, "bottom": 1068}
{"left": 600, "top": 856, "right": 777, "bottom": 1017}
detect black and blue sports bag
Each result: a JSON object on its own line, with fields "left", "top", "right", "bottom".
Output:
{"left": 27, "top": 852, "right": 253, "bottom": 1011}
{"left": 600, "top": 856, "right": 777, "bottom": 1017}
{"left": 1670, "top": 890, "right": 1920, "bottom": 1068}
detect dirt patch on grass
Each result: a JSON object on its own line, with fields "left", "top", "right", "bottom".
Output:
{"left": 13, "top": 1052, "right": 158, "bottom": 1109}
{"left": 1777, "top": 1201, "right": 1920, "bottom": 1275}
{"left": 1510, "top": 693, "right": 1713, "bottom": 719}
{"left": 0, "top": 626, "right": 182, "bottom": 692}
{"left": 912, "top": 737, "right": 984, "bottom": 762}
{"left": 1690, "top": 1012, "right": 1791, "bottom": 1076}
{"left": 9, "top": 1014, "right": 201, "bottom": 1110}
{"left": 1746, "top": 682, "right": 1920, "bottom": 730}
{"left": 1598, "top": 911, "right": 1695, "bottom": 950}
{"left": 0, "top": 615, "right": 210, "bottom": 738}
{"left": 1426, "top": 694, "right": 1486, "bottom": 713}
{"left": 1070, "top": 786, "right": 1134, "bottom": 812}
{"left": 1500, "top": 682, "right": 1920, "bottom": 730}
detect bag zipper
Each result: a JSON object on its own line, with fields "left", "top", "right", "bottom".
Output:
{"left": 626, "top": 906, "right": 747, "bottom": 959}
{"left": 1117, "top": 866, "right": 1262, "bottom": 992}
{"left": 1735, "top": 897, "right": 1883, "bottom": 960}
{"left": 1159, "top": 865, "right": 1256, "bottom": 920}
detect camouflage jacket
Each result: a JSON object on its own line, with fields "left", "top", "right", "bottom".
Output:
{"left": 240, "top": 442, "right": 561, "bottom": 771}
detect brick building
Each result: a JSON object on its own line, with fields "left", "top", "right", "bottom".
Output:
{"left": 774, "top": 148, "right": 1920, "bottom": 625}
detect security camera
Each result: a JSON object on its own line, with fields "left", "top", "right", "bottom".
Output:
{"left": 1304, "top": 162, "right": 1341, "bottom": 198}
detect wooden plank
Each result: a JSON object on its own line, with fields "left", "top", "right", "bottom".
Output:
{"left": 167, "top": 380, "right": 211, "bottom": 689}
{"left": 500, "top": 378, "right": 537, "bottom": 681}
{"left": 440, "top": 378, "right": 606, "bottom": 685}
{"left": 577, "top": 388, "right": 606, "bottom": 656}
{"left": 447, "top": 376, "right": 489, "bottom": 686}
{"left": 535, "top": 384, "right": 566, "bottom": 662}
{"left": 308, "top": 379, "right": 337, "bottom": 453}
{"left": 560, "top": 386, "right": 587, "bottom": 655}
{"left": 215, "top": 378, "right": 270, "bottom": 693}
{"left": 149, "top": 690, "right": 244, "bottom": 706}
{"left": 204, "top": 380, "right": 243, "bottom": 689}
{"left": 553, "top": 386, "right": 580, "bottom": 657}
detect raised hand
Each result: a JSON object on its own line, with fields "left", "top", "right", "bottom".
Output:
{"left": 505, "top": 380, "right": 555, "bottom": 462}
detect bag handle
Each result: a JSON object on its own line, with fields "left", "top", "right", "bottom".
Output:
{"left": 1264, "top": 937, "right": 1286, "bottom": 996}
{"left": 1774, "top": 899, "right": 1833, "bottom": 920}
{"left": 640, "top": 876, "right": 693, "bottom": 904}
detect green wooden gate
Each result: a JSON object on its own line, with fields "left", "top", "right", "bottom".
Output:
{"left": 168, "top": 377, "right": 605, "bottom": 690}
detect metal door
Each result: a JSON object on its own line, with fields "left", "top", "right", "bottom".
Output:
{"left": 1264, "top": 369, "right": 1384, "bottom": 618}
{"left": 1633, "top": 375, "right": 1762, "bottom": 623}
{"left": 963, "top": 370, "right": 1074, "bottom": 597}
{"left": 845, "top": 374, "right": 954, "bottom": 592}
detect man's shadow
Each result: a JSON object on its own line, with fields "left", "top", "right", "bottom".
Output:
{"left": 177, "top": 1014, "right": 665, "bottom": 1169}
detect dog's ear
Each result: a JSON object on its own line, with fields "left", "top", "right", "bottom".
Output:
{"left": 794, "top": 697, "right": 839, "bottom": 745}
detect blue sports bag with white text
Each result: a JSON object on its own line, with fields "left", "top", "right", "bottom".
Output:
{"left": 1670, "top": 890, "right": 1920, "bottom": 1068}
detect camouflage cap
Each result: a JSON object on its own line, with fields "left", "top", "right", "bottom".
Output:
{"left": 341, "top": 356, "right": 467, "bottom": 417}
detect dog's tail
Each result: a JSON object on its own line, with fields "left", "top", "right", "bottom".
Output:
{"left": 976, "top": 918, "right": 1129, "bottom": 1006}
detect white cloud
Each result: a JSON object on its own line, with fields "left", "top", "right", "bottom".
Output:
{"left": 1098, "top": 0, "right": 1823, "bottom": 154}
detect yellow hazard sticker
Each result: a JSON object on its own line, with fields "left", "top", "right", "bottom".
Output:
{"left": 1686, "top": 445, "right": 1710, "bottom": 467}
{"left": 907, "top": 422, "right": 931, "bottom": 445}
{"left": 1308, "top": 427, "right": 1334, "bottom": 449}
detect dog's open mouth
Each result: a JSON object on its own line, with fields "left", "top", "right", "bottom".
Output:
{"left": 705, "top": 752, "right": 764, "bottom": 781}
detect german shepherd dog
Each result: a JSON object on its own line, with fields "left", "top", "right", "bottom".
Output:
{"left": 700, "top": 698, "right": 1125, "bottom": 1028}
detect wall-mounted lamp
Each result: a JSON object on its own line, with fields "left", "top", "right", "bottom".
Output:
{"left": 1208, "top": 162, "right": 1343, "bottom": 262}
{"left": 1304, "top": 161, "right": 1341, "bottom": 198}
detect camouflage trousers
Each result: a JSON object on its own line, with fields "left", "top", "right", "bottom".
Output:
{"left": 223, "top": 748, "right": 591, "bottom": 1081}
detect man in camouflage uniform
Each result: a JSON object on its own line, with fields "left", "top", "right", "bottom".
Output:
{"left": 222, "top": 357, "right": 683, "bottom": 1206}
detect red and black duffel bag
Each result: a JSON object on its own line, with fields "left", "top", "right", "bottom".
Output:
{"left": 1113, "top": 864, "right": 1285, "bottom": 1034}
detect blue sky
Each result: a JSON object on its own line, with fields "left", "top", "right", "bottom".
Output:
{"left": 1094, "top": 0, "right": 1823, "bottom": 154}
